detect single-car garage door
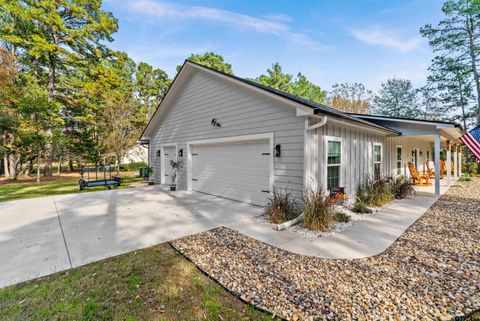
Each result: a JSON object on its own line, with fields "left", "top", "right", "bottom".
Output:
{"left": 191, "top": 139, "right": 271, "bottom": 205}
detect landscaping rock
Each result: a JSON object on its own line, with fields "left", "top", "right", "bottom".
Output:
{"left": 171, "top": 179, "right": 480, "bottom": 321}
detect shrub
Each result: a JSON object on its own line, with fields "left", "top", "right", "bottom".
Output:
{"left": 357, "top": 176, "right": 394, "bottom": 206}
{"left": 333, "top": 211, "right": 351, "bottom": 223}
{"left": 459, "top": 174, "right": 472, "bottom": 182}
{"left": 303, "top": 189, "right": 334, "bottom": 231}
{"left": 120, "top": 162, "right": 147, "bottom": 171}
{"left": 264, "top": 188, "right": 301, "bottom": 224}
{"left": 352, "top": 201, "right": 372, "bottom": 214}
{"left": 391, "top": 176, "right": 415, "bottom": 199}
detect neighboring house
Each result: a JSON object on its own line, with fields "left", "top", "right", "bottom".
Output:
{"left": 121, "top": 144, "right": 148, "bottom": 164}
{"left": 140, "top": 61, "right": 463, "bottom": 206}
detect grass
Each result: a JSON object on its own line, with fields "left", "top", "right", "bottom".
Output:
{"left": 264, "top": 188, "right": 301, "bottom": 224}
{"left": 0, "top": 243, "right": 277, "bottom": 321}
{"left": 0, "top": 172, "right": 144, "bottom": 203}
{"left": 303, "top": 189, "right": 334, "bottom": 231}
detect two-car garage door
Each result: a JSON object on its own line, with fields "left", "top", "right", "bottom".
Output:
{"left": 191, "top": 139, "right": 271, "bottom": 206}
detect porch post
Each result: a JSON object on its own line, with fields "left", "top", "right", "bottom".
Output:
{"left": 434, "top": 130, "right": 441, "bottom": 197}
{"left": 453, "top": 143, "right": 458, "bottom": 181}
{"left": 458, "top": 145, "right": 462, "bottom": 177}
{"left": 446, "top": 140, "right": 451, "bottom": 187}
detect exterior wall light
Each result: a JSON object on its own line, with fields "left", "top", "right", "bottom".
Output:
{"left": 178, "top": 149, "right": 183, "bottom": 157}
{"left": 156, "top": 150, "right": 161, "bottom": 157}
{"left": 275, "top": 144, "right": 281, "bottom": 157}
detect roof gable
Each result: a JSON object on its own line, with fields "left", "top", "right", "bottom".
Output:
{"left": 140, "top": 61, "right": 399, "bottom": 140}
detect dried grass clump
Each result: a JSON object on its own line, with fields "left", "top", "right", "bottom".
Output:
{"left": 264, "top": 188, "right": 301, "bottom": 224}
{"left": 303, "top": 189, "right": 334, "bottom": 231}
{"left": 357, "top": 176, "right": 394, "bottom": 207}
{"left": 391, "top": 176, "right": 415, "bottom": 199}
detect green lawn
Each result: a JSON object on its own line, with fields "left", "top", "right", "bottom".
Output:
{"left": 0, "top": 243, "right": 276, "bottom": 321}
{"left": 0, "top": 173, "right": 144, "bottom": 203}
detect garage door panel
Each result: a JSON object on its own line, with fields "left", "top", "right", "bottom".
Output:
{"left": 191, "top": 139, "right": 271, "bottom": 205}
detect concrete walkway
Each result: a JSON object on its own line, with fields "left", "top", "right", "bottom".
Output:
{"left": 0, "top": 186, "right": 439, "bottom": 288}
{"left": 233, "top": 195, "right": 438, "bottom": 259}
{"left": 0, "top": 187, "right": 262, "bottom": 288}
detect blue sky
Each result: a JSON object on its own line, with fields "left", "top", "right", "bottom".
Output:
{"left": 103, "top": 0, "right": 444, "bottom": 91}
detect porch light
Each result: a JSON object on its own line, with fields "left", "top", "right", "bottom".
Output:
{"left": 412, "top": 150, "right": 415, "bottom": 157}
{"left": 156, "top": 150, "right": 161, "bottom": 157}
{"left": 275, "top": 144, "right": 281, "bottom": 157}
{"left": 178, "top": 149, "right": 183, "bottom": 157}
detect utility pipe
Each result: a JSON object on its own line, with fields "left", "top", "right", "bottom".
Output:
{"left": 275, "top": 213, "right": 304, "bottom": 231}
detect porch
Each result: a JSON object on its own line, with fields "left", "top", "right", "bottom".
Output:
{"left": 385, "top": 124, "right": 464, "bottom": 198}
{"left": 413, "top": 176, "right": 459, "bottom": 196}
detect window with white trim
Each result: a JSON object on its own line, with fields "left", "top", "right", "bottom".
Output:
{"left": 373, "top": 143, "right": 382, "bottom": 179}
{"left": 396, "top": 146, "right": 402, "bottom": 175}
{"left": 327, "top": 139, "right": 342, "bottom": 190}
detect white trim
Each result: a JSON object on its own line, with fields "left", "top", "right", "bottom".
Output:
{"left": 395, "top": 145, "right": 403, "bottom": 176}
{"left": 373, "top": 142, "right": 383, "bottom": 178}
{"left": 160, "top": 143, "right": 177, "bottom": 185}
{"left": 324, "top": 136, "right": 344, "bottom": 192}
{"left": 353, "top": 114, "right": 457, "bottom": 128}
{"left": 186, "top": 133, "right": 274, "bottom": 193}
{"left": 303, "top": 119, "right": 309, "bottom": 191}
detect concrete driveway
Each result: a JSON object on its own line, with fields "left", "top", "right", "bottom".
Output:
{"left": 0, "top": 186, "right": 262, "bottom": 288}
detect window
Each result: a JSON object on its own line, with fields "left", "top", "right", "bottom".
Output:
{"left": 373, "top": 143, "right": 382, "bottom": 179}
{"left": 327, "top": 139, "right": 342, "bottom": 190}
{"left": 396, "top": 146, "right": 402, "bottom": 175}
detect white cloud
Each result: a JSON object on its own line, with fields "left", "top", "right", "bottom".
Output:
{"left": 262, "top": 13, "right": 293, "bottom": 23}
{"left": 125, "top": 44, "right": 215, "bottom": 62}
{"left": 125, "top": 0, "right": 322, "bottom": 50}
{"left": 350, "top": 25, "right": 422, "bottom": 52}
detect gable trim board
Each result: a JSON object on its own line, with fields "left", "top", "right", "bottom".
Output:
{"left": 142, "top": 60, "right": 464, "bottom": 205}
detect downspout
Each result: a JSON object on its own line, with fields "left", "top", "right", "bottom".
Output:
{"left": 276, "top": 115, "right": 327, "bottom": 231}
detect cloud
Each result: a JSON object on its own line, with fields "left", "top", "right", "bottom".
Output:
{"left": 125, "top": 0, "right": 322, "bottom": 50}
{"left": 262, "top": 13, "right": 293, "bottom": 23}
{"left": 125, "top": 44, "right": 216, "bottom": 62}
{"left": 350, "top": 25, "right": 422, "bottom": 52}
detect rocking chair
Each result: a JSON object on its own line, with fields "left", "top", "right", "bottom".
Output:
{"left": 408, "top": 161, "right": 430, "bottom": 186}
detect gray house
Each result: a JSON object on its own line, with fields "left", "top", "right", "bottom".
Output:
{"left": 140, "top": 61, "right": 464, "bottom": 205}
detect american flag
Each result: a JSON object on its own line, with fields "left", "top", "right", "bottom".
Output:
{"left": 460, "top": 124, "right": 480, "bottom": 162}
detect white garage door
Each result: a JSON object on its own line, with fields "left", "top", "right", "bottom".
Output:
{"left": 162, "top": 146, "right": 176, "bottom": 184}
{"left": 191, "top": 139, "right": 271, "bottom": 205}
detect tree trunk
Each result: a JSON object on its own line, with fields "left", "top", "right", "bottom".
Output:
{"left": 36, "top": 148, "right": 41, "bottom": 183}
{"left": 8, "top": 154, "right": 17, "bottom": 180}
{"left": 459, "top": 89, "right": 471, "bottom": 173}
{"left": 57, "top": 156, "right": 61, "bottom": 174}
{"left": 23, "top": 160, "right": 31, "bottom": 176}
{"left": 69, "top": 159, "right": 74, "bottom": 172}
{"left": 3, "top": 155, "right": 9, "bottom": 178}
{"left": 44, "top": 54, "right": 56, "bottom": 177}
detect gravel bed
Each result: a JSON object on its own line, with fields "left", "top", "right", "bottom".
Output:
{"left": 171, "top": 180, "right": 480, "bottom": 321}
{"left": 255, "top": 205, "right": 380, "bottom": 238}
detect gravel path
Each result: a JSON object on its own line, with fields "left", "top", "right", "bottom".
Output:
{"left": 171, "top": 180, "right": 480, "bottom": 321}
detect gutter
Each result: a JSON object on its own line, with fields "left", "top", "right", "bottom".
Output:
{"left": 273, "top": 115, "right": 328, "bottom": 231}
{"left": 306, "top": 115, "right": 327, "bottom": 131}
